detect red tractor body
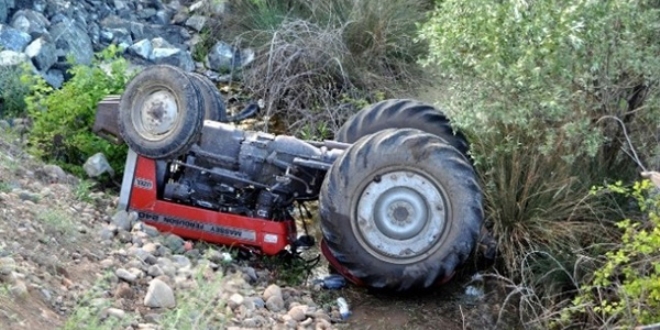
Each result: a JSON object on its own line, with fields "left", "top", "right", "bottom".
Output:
{"left": 124, "top": 152, "right": 296, "bottom": 256}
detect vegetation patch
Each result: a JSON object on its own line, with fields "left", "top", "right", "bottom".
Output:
{"left": 0, "top": 64, "right": 31, "bottom": 119}
{"left": 22, "top": 45, "right": 133, "bottom": 180}
{"left": 417, "top": 0, "right": 660, "bottom": 326}
{"left": 555, "top": 179, "right": 660, "bottom": 329}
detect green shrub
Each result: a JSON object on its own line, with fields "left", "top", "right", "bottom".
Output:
{"left": 224, "top": 0, "right": 431, "bottom": 136}
{"left": 555, "top": 179, "right": 660, "bottom": 329}
{"left": 0, "top": 63, "right": 32, "bottom": 119}
{"left": 23, "top": 45, "right": 134, "bottom": 178}
{"left": 418, "top": 0, "right": 660, "bottom": 276}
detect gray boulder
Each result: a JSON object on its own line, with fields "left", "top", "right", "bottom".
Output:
{"left": 151, "top": 25, "right": 191, "bottom": 50}
{"left": 84, "top": 153, "right": 115, "bottom": 178}
{"left": 0, "top": 2, "right": 8, "bottom": 23}
{"left": 41, "top": 68, "right": 63, "bottom": 88}
{"left": 112, "top": 0, "right": 128, "bottom": 11}
{"left": 189, "top": 0, "right": 226, "bottom": 16}
{"left": 152, "top": 37, "right": 173, "bottom": 49}
{"left": 106, "top": 28, "right": 132, "bottom": 48}
{"left": 49, "top": 21, "right": 94, "bottom": 65}
{"left": 128, "top": 39, "right": 153, "bottom": 60}
{"left": 12, "top": 0, "right": 33, "bottom": 11}
{"left": 82, "top": 0, "right": 114, "bottom": 22}
{"left": 184, "top": 15, "right": 206, "bottom": 32}
{"left": 152, "top": 47, "right": 194, "bottom": 71}
{"left": 206, "top": 41, "right": 254, "bottom": 72}
{"left": 32, "top": 0, "right": 47, "bottom": 12}
{"left": 99, "top": 32, "right": 113, "bottom": 46}
{"left": 144, "top": 278, "right": 176, "bottom": 308}
{"left": 129, "top": 21, "right": 145, "bottom": 41}
{"left": 206, "top": 41, "right": 235, "bottom": 72}
{"left": 49, "top": 13, "right": 71, "bottom": 26}
{"left": 0, "top": 50, "right": 30, "bottom": 67}
{"left": 100, "top": 15, "right": 188, "bottom": 50}
{"left": 100, "top": 15, "right": 143, "bottom": 41}
{"left": 10, "top": 9, "right": 50, "bottom": 38}
{"left": 154, "top": 10, "right": 172, "bottom": 25}
{"left": 137, "top": 8, "right": 157, "bottom": 21}
{"left": 88, "top": 22, "right": 101, "bottom": 49}
{"left": 166, "top": 0, "right": 181, "bottom": 11}
{"left": 24, "top": 37, "right": 56, "bottom": 71}
{"left": 43, "top": 0, "right": 86, "bottom": 25}
{"left": 0, "top": 24, "right": 32, "bottom": 52}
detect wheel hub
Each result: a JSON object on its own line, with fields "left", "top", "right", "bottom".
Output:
{"left": 355, "top": 170, "right": 448, "bottom": 264}
{"left": 374, "top": 187, "right": 428, "bottom": 240}
{"left": 138, "top": 89, "right": 179, "bottom": 139}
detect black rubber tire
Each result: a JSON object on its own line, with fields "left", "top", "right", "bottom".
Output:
{"left": 319, "top": 128, "right": 484, "bottom": 292}
{"left": 187, "top": 72, "right": 228, "bottom": 122}
{"left": 335, "top": 99, "right": 470, "bottom": 158}
{"left": 118, "top": 64, "right": 205, "bottom": 159}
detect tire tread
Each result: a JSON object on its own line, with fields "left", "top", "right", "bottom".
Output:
{"left": 320, "top": 128, "right": 483, "bottom": 292}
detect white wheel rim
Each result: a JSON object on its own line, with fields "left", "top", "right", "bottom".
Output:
{"left": 134, "top": 89, "right": 179, "bottom": 141}
{"left": 354, "top": 170, "right": 449, "bottom": 264}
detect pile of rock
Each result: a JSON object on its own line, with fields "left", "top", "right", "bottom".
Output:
{"left": 0, "top": 156, "right": 343, "bottom": 329}
{"left": 0, "top": 0, "right": 253, "bottom": 88}
{"left": 93, "top": 209, "right": 340, "bottom": 329}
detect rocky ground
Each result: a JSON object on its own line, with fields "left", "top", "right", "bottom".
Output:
{"left": 0, "top": 129, "right": 348, "bottom": 330}
{"left": 0, "top": 128, "right": 512, "bottom": 330}
{"left": 0, "top": 0, "right": 251, "bottom": 89}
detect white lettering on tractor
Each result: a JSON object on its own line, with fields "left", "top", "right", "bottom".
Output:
{"left": 134, "top": 210, "right": 257, "bottom": 241}
{"left": 134, "top": 178, "right": 154, "bottom": 190}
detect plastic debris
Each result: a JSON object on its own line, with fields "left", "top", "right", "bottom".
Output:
{"left": 470, "top": 272, "right": 484, "bottom": 283}
{"left": 337, "top": 297, "right": 351, "bottom": 320}
{"left": 465, "top": 285, "right": 484, "bottom": 298}
{"left": 312, "top": 274, "right": 346, "bottom": 290}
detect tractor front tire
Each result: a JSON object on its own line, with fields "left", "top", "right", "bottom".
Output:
{"left": 319, "top": 128, "right": 483, "bottom": 292}
{"left": 188, "top": 72, "right": 228, "bottom": 122}
{"left": 118, "top": 64, "right": 205, "bottom": 159}
{"left": 335, "top": 99, "right": 470, "bottom": 159}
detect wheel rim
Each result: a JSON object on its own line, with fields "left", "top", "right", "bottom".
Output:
{"left": 133, "top": 88, "right": 180, "bottom": 141}
{"left": 354, "top": 170, "right": 449, "bottom": 264}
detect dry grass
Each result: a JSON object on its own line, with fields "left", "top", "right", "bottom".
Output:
{"left": 472, "top": 123, "right": 623, "bottom": 278}
{"left": 222, "top": 0, "right": 431, "bottom": 137}
{"left": 483, "top": 252, "right": 583, "bottom": 330}
{"left": 239, "top": 19, "right": 362, "bottom": 135}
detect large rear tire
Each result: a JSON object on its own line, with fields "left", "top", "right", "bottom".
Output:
{"left": 319, "top": 128, "right": 483, "bottom": 292}
{"left": 118, "top": 65, "right": 205, "bottom": 159}
{"left": 335, "top": 99, "right": 470, "bottom": 159}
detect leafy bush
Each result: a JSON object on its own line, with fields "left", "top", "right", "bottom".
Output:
{"left": 0, "top": 63, "right": 32, "bottom": 119}
{"left": 23, "top": 45, "right": 133, "bottom": 178}
{"left": 553, "top": 179, "right": 660, "bottom": 329}
{"left": 418, "top": 0, "right": 660, "bottom": 278}
{"left": 224, "top": 0, "right": 431, "bottom": 135}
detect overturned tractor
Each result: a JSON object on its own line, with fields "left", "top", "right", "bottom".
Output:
{"left": 93, "top": 64, "right": 484, "bottom": 292}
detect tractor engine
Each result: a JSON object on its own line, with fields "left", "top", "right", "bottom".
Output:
{"left": 160, "top": 121, "right": 346, "bottom": 220}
